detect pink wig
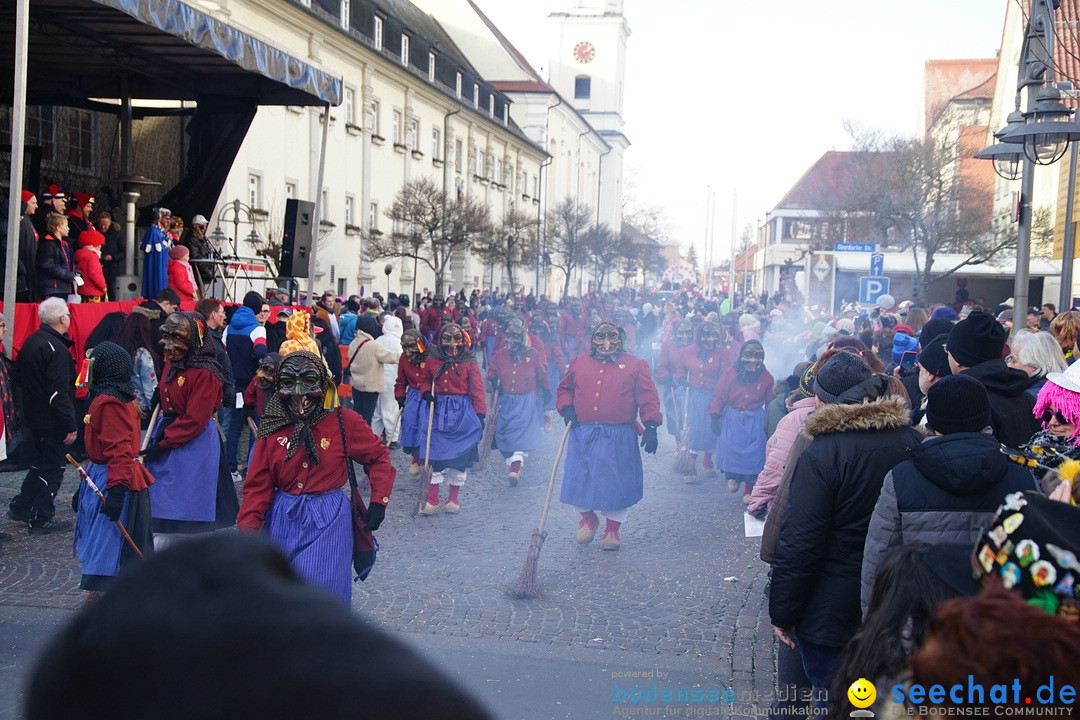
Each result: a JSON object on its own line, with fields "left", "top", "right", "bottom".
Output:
{"left": 1033, "top": 378, "right": 1080, "bottom": 443}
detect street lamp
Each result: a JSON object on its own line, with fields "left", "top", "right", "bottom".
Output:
{"left": 384, "top": 263, "right": 393, "bottom": 299}
{"left": 212, "top": 198, "right": 263, "bottom": 258}
{"left": 974, "top": 0, "right": 1080, "bottom": 325}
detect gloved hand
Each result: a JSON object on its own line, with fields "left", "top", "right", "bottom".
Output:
{"left": 422, "top": 390, "right": 435, "bottom": 405}
{"left": 100, "top": 486, "right": 127, "bottom": 522}
{"left": 490, "top": 379, "right": 500, "bottom": 394}
{"left": 562, "top": 405, "right": 579, "bottom": 427}
{"left": 641, "top": 422, "right": 659, "bottom": 454}
{"left": 140, "top": 443, "right": 170, "bottom": 464}
{"left": 365, "top": 502, "right": 386, "bottom": 532}
{"left": 710, "top": 415, "right": 722, "bottom": 436}
{"left": 542, "top": 389, "right": 553, "bottom": 406}
{"left": 477, "top": 414, "right": 486, "bottom": 431}
{"left": 396, "top": 395, "right": 406, "bottom": 409}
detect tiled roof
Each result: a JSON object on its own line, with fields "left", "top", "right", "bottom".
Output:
{"left": 771, "top": 151, "right": 880, "bottom": 212}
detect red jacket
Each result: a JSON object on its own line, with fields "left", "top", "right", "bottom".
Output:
{"left": 84, "top": 395, "right": 154, "bottom": 491}
{"left": 157, "top": 366, "right": 222, "bottom": 450}
{"left": 709, "top": 367, "right": 776, "bottom": 414}
{"left": 675, "top": 345, "right": 729, "bottom": 390}
{"left": 556, "top": 353, "right": 662, "bottom": 427}
{"left": 486, "top": 347, "right": 549, "bottom": 395}
{"left": 73, "top": 248, "right": 107, "bottom": 299}
{"left": 237, "top": 409, "right": 395, "bottom": 530}
{"left": 559, "top": 312, "right": 586, "bottom": 356}
{"left": 655, "top": 339, "right": 685, "bottom": 385}
{"left": 167, "top": 258, "right": 197, "bottom": 302}
{"left": 422, "top": 358, "right": 486, "bottom": 417}
{"left": 394, "top": 355, "right": 427, "bottom": 400}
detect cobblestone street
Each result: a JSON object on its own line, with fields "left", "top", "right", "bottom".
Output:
{"left": 0, "top": 427, "right": 778, "bottom": 718}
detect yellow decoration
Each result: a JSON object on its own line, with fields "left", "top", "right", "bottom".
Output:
{"left": 320, "top": 438, "right": 331, "bottom": 450}
{"left": 83, "top": 413, "right": 91, "bottom": 426}
{"left": 279, "top": 311, "right": 320, "bottom": 356}
{"left": 177, "top": 375, "right": 185, "bottom": 387}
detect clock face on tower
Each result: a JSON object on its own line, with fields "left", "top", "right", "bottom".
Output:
{"left": 573, "top": 41, "right": 595, "bottom": 63}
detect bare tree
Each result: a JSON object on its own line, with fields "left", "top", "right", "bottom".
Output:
{"left": 583, "top": 223, "right": 622, "bottom": 291}
{"left": 366, "top": 177, "right": 491, "bottom": 294}
{"left": 547, "top": 197, "right": 592, "bottom": 298}
{"left": 473, "top": 207, "right": 538, "bottom": 295}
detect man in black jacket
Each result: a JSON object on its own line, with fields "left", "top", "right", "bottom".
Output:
{"left": 8, "top": 298, "right": 78, "bottom": 533}
{"left": 770, "top": 352, "right": 921, "bottom": 701}
{"left": 946, "top": 311, "right": 1039, "bottom": 448}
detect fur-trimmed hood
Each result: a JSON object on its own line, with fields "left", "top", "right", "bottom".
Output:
{"left": 802, "top": 395, "right": 911, "bottom": 437}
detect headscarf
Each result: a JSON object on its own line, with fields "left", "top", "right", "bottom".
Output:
{"left": 165, "top": 312, "right": 224, "bottom": 386}
{"left": 278, "top": 311, "right": 321, "bottom": 356}
{"left": 257, "top": 351, "right": 335, "bottom": 463}
{"left": 87, "top": 341, "right": 136, "bottom": 404}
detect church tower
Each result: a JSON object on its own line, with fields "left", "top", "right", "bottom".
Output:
{"left": 547, "top": 0, "right": 630, "bottom": 234}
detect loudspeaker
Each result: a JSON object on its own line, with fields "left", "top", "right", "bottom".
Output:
{"left": 281, "top": 199, "right": 315, "bottom": 277}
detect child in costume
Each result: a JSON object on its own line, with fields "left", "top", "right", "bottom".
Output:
{"left": 675, "top": 321, "right": 729, "bottom": 482}
{"left": 418, "top": 324, "right": 486, "bottom": 514}
{"left": 396, "top": 329, "right": 429, "bottom": 476}
{"left": 487, "top": 321, "right": 549, "bottom": 484}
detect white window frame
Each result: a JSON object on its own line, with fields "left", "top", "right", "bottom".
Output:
{"left": 455, "top": 72, "right": 462, "bottom": 98}
{"left": 369, "top": 99, "right": 381, "bottom": 135}
{"left": 247, "top": 172, "right": 262, "bottom": 209}
{"left": 473, "top": 82, "right": 479, "bottom": 109}
{"left": 392, "top": 109, "right": 402, "bottom": 144}
{"left": 368, "top": 202, "right": 379, "bottom": 232}
{"left": 503, "top": 104, "right": 508, "bottom": 126}
{"left": 344, "top": 194, "right": 355, "bottom": 227}
{"left": 340, "top": 0, "right": 349, "bottom": 30}
{"left": 407, "top": 118, "right": 419, "bottom": 150}
{"left": 373, "top": 15, "right": 383, "bottom": 51}
{"left": 343, "top": 86, "right": 356, "bottom": 125}
{"left": 400, "top": 34, "right": 410, "bottom": 65}
{"left": 285, "top": 181, "right": 297, "bottom": 199}
{"left": 489, "top": 94, "right": 495, "bottom": 118}
{"left": 455, "top": 139, "right": 463, "bottom": 173}
{"left": 428, "top": 52, "right": 436, "bottom": 82}
{"left": 431, "top": 127, "right": 441, "bottom": 160}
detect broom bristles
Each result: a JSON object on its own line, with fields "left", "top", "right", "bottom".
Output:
{"left": 673, "top": 423, "right": 694, "bottom": 473}
{"left": 413, "top": 465, "right": 433, "bottom": 517}
{"left": 507, "top": 530, "right": 546, "bottom": 599}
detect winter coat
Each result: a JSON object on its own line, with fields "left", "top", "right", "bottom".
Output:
{"left": 769, "top": 396, "right": 921, "bottom": 649}
{"left": 167, "top": 258, "right": 198, "bottom": 302}
{"left": 765, "top": 394, "right": 788, "bottom": 438}
{"left": 131, "top": 347, "right": 159, "bottom": 415}
{"left": 348, "top": 328, "right": 401, "bottom": 393}
{"left": 759, "top": 431, "right": 812, "bottom": 565}
{"left": 73, "top": 248, "right": 107, "bottom": 299}
{"left": 375, "top": 316, "right": 403, "bottom": 394}
{"left": 36, "top": 234, "right": 76, "bottom": 299}
{"left": 860, "top": 431, "right": 1037, "bottom": 614}
{"left": 960, "top": 359, "right": 1039, "bottom": 448}
{"left": 747, "top": 395, "right": 816, "bottom": 517}
{"left": 14, "top": 325, "right": 77, "bottom": 434}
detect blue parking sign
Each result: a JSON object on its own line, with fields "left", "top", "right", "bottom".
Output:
{"left": 859, "top": 276, "right": 890, "bottom": 305}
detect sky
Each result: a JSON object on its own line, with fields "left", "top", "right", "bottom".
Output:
{"left": 471, "top": 0, "right": 1009, "bottom": 263}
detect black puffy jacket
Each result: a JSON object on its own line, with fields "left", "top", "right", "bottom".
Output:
{"left": 14, "top": 325, "right": 77, "bottom": 434}
{"left": 961, "top": 359, "right": 1039, "bottom": 448}
{"left": 769, "top": 396, "right": 921, "bottom": 648}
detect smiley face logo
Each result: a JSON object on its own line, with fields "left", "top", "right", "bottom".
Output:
{"left": 847, "top": 678, "right": 877, "bottom": 709}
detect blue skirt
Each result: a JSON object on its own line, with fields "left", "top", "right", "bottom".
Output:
{"left": 715, "top": 406, "right": 767, "bottom": 476}
{"left": 147, "top": 418, "right": 221, "bottom": 522}
{"left": 560, "top": 423, "right": 643, "bottom": 511}
{"left": 544, "top": 363, "right": 560, "bottom": 411}
{"left": 687, "top": 386, "right": 715, "bottom": 452}
{"left": 264, "top": 488, "right": 353, "bottom": 606}
{"left": 495, "top": 391, "right": 543, "bottom": 453}
{"left": 662, "top": 384, "right": 685, "bottom": 438}
{"left": 399, "top": 387, "right": 424, "bottom": 453}
{"left": 73, "top": 462, "right": 153, "bottom": 590}
{"left": 428, "top": 393, "right": 482, "bottom": 470}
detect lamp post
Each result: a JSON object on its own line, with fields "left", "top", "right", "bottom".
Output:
{"left": 975, "top": 0, "right": 1080, "bottom": 324}
{"left": 211, "top": 198, "right": 262, "bottom": 259}
{"left": 384, "top": 263, "right": 393, "bottom": 300}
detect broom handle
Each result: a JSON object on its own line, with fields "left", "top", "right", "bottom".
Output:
{"left": 141, "top": 404, "right": 160, "bottom": 452}
{"left": 386, "top": 404, "right": 405, "bottom": 446}
{"left": 683, "top": 386, "right": 690, "bottom": 426}
{"left": 535, "top": 423, "right": 572, "bottom": 536}
{"left": 66, "top": 454, "right": 144, "bottom": 559}
{"left": 423, "top": 399, "right": 435, "bottom": 468}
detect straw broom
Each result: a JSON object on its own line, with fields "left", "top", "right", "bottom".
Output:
{"left": 673, "top": 386, "right": 694, "bottom": 474}
{"left": 507, "top": 422, "right": 572, "bottom": 599}
{"left": 385, "top": 405, "right": 405, "bottom": 446}
{"left": 477, "top": 389, "right": 499, "bottom": 466}
{"left": 412, "top": 399, "right": 436, "bottom": 517}
{"left": 66, "top": 454, "right": 144, "bottom": 559}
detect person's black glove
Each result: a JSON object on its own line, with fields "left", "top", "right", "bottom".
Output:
{"left": 710, "top": 414, "right": 722, "bottom": 436}
{"left": 141, "top": 443, "right": 170, "bottom": 464}
{"left": 562, "top": 405, "right": 579, "bottom": 427}
{"left": 396, "top": 395, "right": 406, "bottom": 409}
{"left": 365, "top": 502, "right": 386, "bottom": 532}
{"left": 353, "top": 549, "right": 375, "bottom": 582}
{"left": 490, "top": 378, "right": 500, "bottom": 394}
{"left": 422, "top": 390, "right": 435, "bottom": 405}
{"left": 542, "top": 389, "right": 553, "bottom": 406}
{"left": 477, "top": 414, "right": 485, "bottom": 431}
{"left": 100, "top": 486, "right": 127, "bottom": 522}
{"left": 641, "top": 422, "right": 658, "bottom": 454}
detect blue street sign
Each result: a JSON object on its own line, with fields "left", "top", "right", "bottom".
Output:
{"left": 834, "top": 242, "right": 877, "bottom": 253}
{"left": 859, "top": 276, "right": 891, "bottom": 305}
{"left": 870, "top": 253, "right": 884, "bottom": 277}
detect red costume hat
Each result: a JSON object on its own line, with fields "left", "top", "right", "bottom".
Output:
{"left": 72, "top": 192, "right": 94, "bottom": 208}
{"left": 78, "top": 228, "right": 106, "bottom": 248}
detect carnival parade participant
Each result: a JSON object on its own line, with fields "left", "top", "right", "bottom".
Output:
{"left": 655, "top": 320, "right": 693, "bottom": 449}
{"left": 419, "top": 324, "right": 486, "bottom": 515}
{"left": 237, "top": 351, "right": 395, "bottom": 605}
{"left": 74, "top": 341, "right": 154, "bottom": 593}
{"left": 710, "top": 340, "right": 774, "bottom": 501}
{"left": 141, "top": 312, "right": 238, "bottom": 547}
{"left": 557, "top": 321, "right": 661, "bottom": 550}
{"left": 560, "top": 299, "right": 587, "bottom": 358}
{"left": 396, "top": 329, "right": 430, "bottom": 477}
{"left": 676, "top": 321, "right": 728, "bottom": 482}
{"left": 487, "top": 321, "right": 550, "bottom": 484}
{"left": 531, "top": 316, "right": 565, "bottom": 431}
{"left": 140, "top": 207, "right": 172, "bottom": 300}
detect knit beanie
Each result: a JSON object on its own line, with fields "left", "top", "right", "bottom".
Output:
{"left": 77, "top": 228, "right": 105, "bottom": 248}
{"left": 920, "top": 318, "right": 955, "bottom": 348}
{"left": 918, "top": 334, "right": 952, "bottom": 378}
{"left": 837, "top": 318, "right": 855, "bottom": 335}
{"left": 947, "top": 311, "right": 1007, "bottom": 367}
{"left": 925, "top": 374, "right": 991, "bottom": 434}
{"left": 798, "top": 362, "right": 818, "bottom": 398}
{"left": 877, "top": 293, "right": 896, "bottom": 310}
{"left": 168, "top": 245, "right": 189, "bottom": 260}
{"left": 814, "top": 352, "right": 876, "bottom": 404}
{"left": 892, "top": 332, "right": 920, "bottom": 366}
{"left": 931, "top": 306, "right": 959, "bottom": 321}
{"left": 243, "top": 290, "right": 265, "bottom": 313}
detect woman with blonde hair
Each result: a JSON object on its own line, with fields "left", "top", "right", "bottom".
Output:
{"left": 1049, "top": 309, "right": 1080, "bottom": 365}
{"left": 905, "top": 307, "right": 928, "bottom": 335}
